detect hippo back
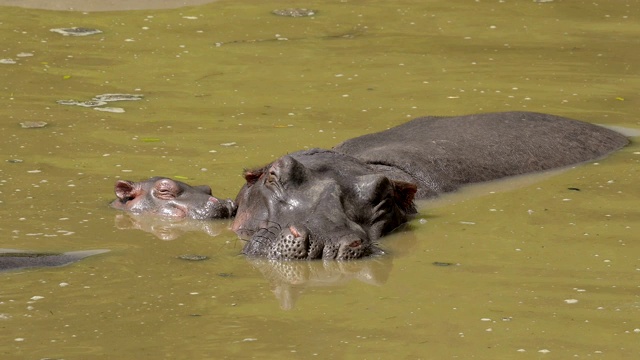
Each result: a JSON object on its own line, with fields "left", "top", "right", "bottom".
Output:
{"left": 333, "top": 111, "right": 628, "bottom": 198}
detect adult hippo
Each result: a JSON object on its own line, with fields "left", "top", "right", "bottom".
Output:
{"left": 231, "top": 112, "right": 628, "bottom": 260}
{"left": 111, "top": 112, "right": 628, "bottom": 260}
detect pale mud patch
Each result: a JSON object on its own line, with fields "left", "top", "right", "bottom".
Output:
{"left": 601, "top": 125, "right": 640, "bottom": 137}
{"left": 417, "top": 165, "right": 581, "bottom": 211}
{"left": 0, "top": 0, "right": 221, "bottom": 11}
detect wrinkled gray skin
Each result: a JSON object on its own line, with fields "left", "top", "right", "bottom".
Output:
{"left": 232, "top": 112, "right": 628, "bottom": 260}
{"left": 110, "top": 177, "right": 236, "bottom": 219}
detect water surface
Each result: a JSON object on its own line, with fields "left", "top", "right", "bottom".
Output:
{"left": 1, "top": 0, "right": 639, "bottom": 358}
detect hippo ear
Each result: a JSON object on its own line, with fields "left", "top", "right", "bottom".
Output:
{"left": 353, "top": 175, "right": 417, "bottom": 212}
{"left": 114, "top": 180, "right": 137, "bottom": 201}
{"left": 392, "top": 180, "right": 417, "bottom": 212}
{"left": 243, "top": 167, "right": 265, "bottom": 185}
{"left": 351, "top": 175, "right": 417, "bottom": 238}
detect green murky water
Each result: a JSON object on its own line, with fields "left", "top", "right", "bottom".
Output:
{"left": 1, "top": 0, "right": 639, "bottom": 358}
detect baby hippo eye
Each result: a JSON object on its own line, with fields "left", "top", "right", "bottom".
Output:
{"left": 154, "top": 179, "right": 181, "bottom": 200}
{"left": 156, "top": 189, "right": 175, "bottom": 199}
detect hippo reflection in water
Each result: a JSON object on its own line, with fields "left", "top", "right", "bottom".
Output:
{"left": 112, "top": 112, "right": 629, "bottom": 260}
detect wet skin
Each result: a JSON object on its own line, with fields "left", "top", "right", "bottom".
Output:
{"left": 231, "top": 112, "right": 628, "bottom": 260}
{"left": 110, "top": 177, "right": 236, "bottom": 220}
{"left": 232, "top": 150, "right": 417, "bottom": 260}
{"left": 110, "top": 112, "right": 629, "bottom": 261}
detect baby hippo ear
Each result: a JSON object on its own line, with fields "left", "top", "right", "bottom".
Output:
{"left": 114, "top": 180, "right": 138, "bottom": 201}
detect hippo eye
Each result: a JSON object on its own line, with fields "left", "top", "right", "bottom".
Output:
{"left": 266, "top": 170, "right": 278, "bottom": 185}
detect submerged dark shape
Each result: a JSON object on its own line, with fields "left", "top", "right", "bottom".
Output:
{"left": 0, "top": 249, "right": 109, "bottom": 272}
{"left": 110, "top": 177, "right": 236, "bottom": 220}
{"left": 232, "top": 112, "right": 628, "bottom": 260}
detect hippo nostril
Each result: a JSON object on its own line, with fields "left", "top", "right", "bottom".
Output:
{"left": 349, "top": 239, "right": 362, "bottom": 248}
{"left": 288, "top": 225, "right": 302, "bottom": 238}
{"left": 335, "top": 235, "right": 368, "bottom": 260}
{"left": 270, "top": 225, "right": 311, "bottom": 260}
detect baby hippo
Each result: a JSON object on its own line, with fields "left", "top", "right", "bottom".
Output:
{"left": 111, "top": 177, "right": 236, "bottom": 219}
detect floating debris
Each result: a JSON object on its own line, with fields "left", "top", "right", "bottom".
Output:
{"left": 77, "top": 100, "right": 107, "bottom": 107}
{"left": 20, "top": 121, "right": 48, "bottom": 129}
{"left": 7, "top": 159, "right": 24, "bottom": 163}
{"left": 93, "top": 93, "right": 144, "bottom": 102}
{"left": 16, "top": 52, "right": 34, "bottom": 58}
{"left": 0, "top": 59, "right": 17, "bottom": 65}
{"left": 57, "top": 99, "right": 80, "bottom": 106}
{"left": 178, "top": 254, "right": 209, "bottom": 261}
{"left": 57, "top": 93, "right": 142, "bottom": 113}
{"left": 50, "top": 27, "right": 103, "bottom": 36}
{"left": 272, "top": 8, "right": 317, "bottom": 17}
{"left": 432, "top": 262, "right": 456, "bottom": 267}
{"left": 56, "top": 99, "right": 107, "bottom": 107}
{"left": 94, "top": 107, "right": 125, "bottom": 113}
{"left": 220, "top": 142, "right": 237, "bottom": 147}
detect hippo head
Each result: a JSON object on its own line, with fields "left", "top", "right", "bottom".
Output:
{"left": 231, "top": 150, "right": 417, "bottom": 260}
{"left": 110, "top": 177, "right": 236, "bottom": 219}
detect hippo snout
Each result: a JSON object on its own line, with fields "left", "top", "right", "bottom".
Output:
{"left": 254, "top": 224, "right": 375, "bottom": 260}
{"left": 270, "top": 226, "right": 308, "bottom": 260}
{"left": 269, "top": 225, "right": 321, "bottom": 260}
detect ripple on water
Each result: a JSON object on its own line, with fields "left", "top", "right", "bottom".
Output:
{"left": 272, "top": 8, "right": 317, "bottom": 17}
{"left": 49, "top": 27, "right": 103, "bottom": 36}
